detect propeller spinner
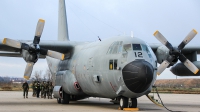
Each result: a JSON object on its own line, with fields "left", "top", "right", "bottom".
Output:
{"left": 153, "top": 29, "right": 199, "bottom": 75}
{"left": 2, "top": 19, "right": 65, "bottom": 80}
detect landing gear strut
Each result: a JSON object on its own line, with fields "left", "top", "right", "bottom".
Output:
{"left": 119, "top": 97, "right": 137, "bottom": 110}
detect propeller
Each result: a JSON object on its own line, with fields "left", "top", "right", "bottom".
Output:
{"left": 153, "top": 29, "right": 199, "bottom": 75}
{"left": 2, "top": 19, "right": 65, "bottom": 79}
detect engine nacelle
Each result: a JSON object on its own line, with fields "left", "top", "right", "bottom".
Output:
{"left": 155, "top": 45, "right": 178, "bottom": 66}
{"left": 55, "top": 70, "right": 84, "bottom": 95}
{"left": 155, "top": 45, "right": 169, "bottom": 64}
{"left": 171, "top": 61, "right": 200, "bottom": 76}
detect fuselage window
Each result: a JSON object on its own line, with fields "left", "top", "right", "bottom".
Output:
{"left": 114, "top": 60, "right": 118, "bottom": 70}
{"left": 109, "top": 59, "right": 118, "bottom": 70}
{"left": 132, "top": 44, "right": 142, "bottom": 50}
{"left": 109, "top": 60, "right": 113, "bottom": 70}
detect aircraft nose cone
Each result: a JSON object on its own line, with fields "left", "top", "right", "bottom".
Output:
{"left": 122, "top": 60, "right": 154, "bottom": 93}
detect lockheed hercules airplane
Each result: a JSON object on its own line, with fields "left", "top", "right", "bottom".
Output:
{"left": 0, "top": 0, "right": 200, "bottom": 110}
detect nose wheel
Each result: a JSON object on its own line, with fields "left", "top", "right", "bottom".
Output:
{"left": 119, "top": 97, "right": 137, "bottom": 110}
{"left": 119, "top": 97, "right": 128, "bottom": 109}
{"left": 129, "top": 98, "right": 137, "bottom": 108}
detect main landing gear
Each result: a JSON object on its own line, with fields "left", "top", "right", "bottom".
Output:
{"left": 57, "top": 90, "right": 70, "bottom": 104}
{"left": 119, "top": 97, "right": 138, "bottom": 110}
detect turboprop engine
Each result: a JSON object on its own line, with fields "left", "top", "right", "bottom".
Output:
{"left": 2, "top": 19, "right": 65, "bottom": 79}
{"left": 153, "top": 29, "right": 199, "bottom": 75}
{"left": 155, "top": 45, "right": 178, "bottom": 66}
{"left": 171, "top": 61, "right": 200, "bottom": 76}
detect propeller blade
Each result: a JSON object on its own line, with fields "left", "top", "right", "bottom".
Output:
{"left": 2, "top": 38, "right": 21, "bottom": 49}
{"left": 157, "top": 60, "right": 170, "bottom": 76}
{"left": 24, "top": 62, "right": 34, "bottom": 80}
{"left": 47, "top": 50, "right": 65, "bottom": 60}
{"left": 157, "top": 55, "right": 175, "bottom": 75}
{"left": 178, "top": 29, "right": 198, "bottom": 50}
{"left": 33, "top": 19, "right": 45, "bottom": 44}
{"left": 179, "top": 54, "right": 199, "bottom": 74}
{"left": 153, "top": 30, "right": 173, "bottom": 50}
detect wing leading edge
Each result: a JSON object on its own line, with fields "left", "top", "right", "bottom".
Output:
{"left": 0, "top": 39, "right": 84, "bottom": 57}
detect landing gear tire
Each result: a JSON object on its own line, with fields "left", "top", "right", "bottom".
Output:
{"left": 57, "top": 98, "right": 61, "bottom": 104}
{"left": 119, "top": 97, "right": 128, "bottom": 110}
{"left": 61, "top": 91, "right": 70, "bottom": 104}
{"left": 129, "top": 98, "right": 137, "bottom": 108}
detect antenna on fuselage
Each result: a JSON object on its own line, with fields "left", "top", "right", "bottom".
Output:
{"left": 131, "top": 31, "right": 133, "bottom": 38}
{"left": 98, "top": 36, "right": 101, "bottom": 41}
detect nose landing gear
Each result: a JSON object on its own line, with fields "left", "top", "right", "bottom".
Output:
{"left": 119, "top": 97, "right": 128, "bottom": 109}
{"left": 119, "top": 97, "right": 138, "bottom": 110}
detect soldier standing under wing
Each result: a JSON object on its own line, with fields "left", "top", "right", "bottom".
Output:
{"left": 40, "top": 81, "right": 45, "bottom": 98}
{"left": 36, "top": 81, "right": 41, "bottom": 98}
{"left": 22, "top": 80, "right": 29, "bottom": 99}
{"left": 48, "top": 81, "right": 54, "bottom": 99}
{"left": 32, "top": 81, "right": 36, "bottom": 97}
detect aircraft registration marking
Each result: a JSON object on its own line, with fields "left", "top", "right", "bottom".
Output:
{"left": 134, "top": 52, "right": 143, "bottom": 58}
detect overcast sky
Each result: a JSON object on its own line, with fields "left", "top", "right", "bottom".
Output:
{"left": 0, "top": 0, "right": 200, "bottom": 79}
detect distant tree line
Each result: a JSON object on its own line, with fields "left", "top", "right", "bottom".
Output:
{"left": 155, "top": 79, "right": 200, "bottom": 88}
{"left": 0, "top": 68, "right": 53, "bottom": 84}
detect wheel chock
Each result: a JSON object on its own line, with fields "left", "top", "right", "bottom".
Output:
{"left": 118, "top": 107, "right": 139, "bottom": 111}
{"left": 123, "top": 108, "right": 139, "bottom": 111}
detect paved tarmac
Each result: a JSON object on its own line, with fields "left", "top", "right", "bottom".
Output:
{"left": 0, "top": 91, "right": 200, "bottom": 112}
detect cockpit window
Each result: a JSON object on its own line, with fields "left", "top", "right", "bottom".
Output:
{"left": 107, "top": 41, "right": 123, "bottom": 54}
{"left": 141, "top": 44, "right": 150, "bottom": 53}
{"left": 123, "top": 44, "right": 132, "bottom": 52}
{"left": 132, "top": 44, "right": 142, "bottom": 50}
{"left": 142, "top": 44, "right": 152, "bottom": 58}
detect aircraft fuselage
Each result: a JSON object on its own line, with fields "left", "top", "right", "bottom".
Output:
{"left": 48, "top": 36, "right": 157, "bottom": 99}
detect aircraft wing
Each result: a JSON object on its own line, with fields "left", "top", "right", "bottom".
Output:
{"left": 149, "top": 43, "right": 200, "bottom": 54}
{"left": 0, "top": 39, "right": 83, "bottom": 57}
{"left": 149, "top": 42, "right": 200, "bottom": 76}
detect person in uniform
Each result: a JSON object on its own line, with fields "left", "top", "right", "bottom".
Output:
{"left": 36, "top": 81, "right": 41, "bottom": 98}
{"left": 43, "top": 81, "right": 49, "bottom": 99}
{"left": 48, "top": 81, "right": 54, "bottom": 99}
{"left": 40, "top": 81, "right": 45, "bottom": 98}
{"left": 22, "top": 80, "right": 29, "bottom": 98}
{"left": 32, "top": 81, "right": 36, "bottom": 97}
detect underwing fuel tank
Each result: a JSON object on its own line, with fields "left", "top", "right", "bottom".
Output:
{"left": 170, "top": 61, "right": 200, "bottom": 76}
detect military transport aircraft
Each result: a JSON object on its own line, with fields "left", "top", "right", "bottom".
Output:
{"left": 0, "top": 0, "right": 200, "bottom": 110}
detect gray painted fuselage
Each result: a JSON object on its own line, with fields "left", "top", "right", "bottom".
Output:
{"left": 47, "top": 36, "right": 157, "bottom": 99}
